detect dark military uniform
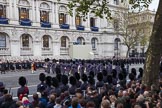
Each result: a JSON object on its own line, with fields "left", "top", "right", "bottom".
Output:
{"left": 0, "top": 62, "right": 6, "bottom": 74}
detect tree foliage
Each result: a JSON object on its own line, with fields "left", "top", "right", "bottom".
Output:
{"left": 116, "top": 11, "right": 146, "bottom": 58}
{"left": 66, "top": 0, "right": 152, "bottom": 20}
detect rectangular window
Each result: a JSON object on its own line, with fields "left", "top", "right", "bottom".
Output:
{"left": 75, "top": 16, "right": 81, "bottom": 26}
{"left": 0, "top": 36, "right": 6, "bottom": 47}
{"left": 19, "top": 8, "right": 29, "bottom": 20}
{"left": 59, "top": 13, "right": 66, "bottom": 24}
{"left": 61, "top": 37, "right": 66, "bottom": 47}
{"left": 40, "top": 11, "right": 49, "bottom": 22}
{"left": 90, "top": 18, "right": 95, "bottom": 27}
{"left": 91, "top": 40, "right": 96, "bottom": 49}
{"left": 0, "top": 5, "right": 6, "bottom": 18}
{"left": 22, "top": 36, "right": 29, "bottom": 47}
{"left": 43, "top": 36, "right": 49, "bottom": 47}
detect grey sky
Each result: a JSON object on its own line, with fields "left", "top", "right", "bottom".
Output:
{"left": 149, "top": 0, "right": 159, "bottom": 11}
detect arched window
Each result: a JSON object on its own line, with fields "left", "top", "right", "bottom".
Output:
{"left": 59, "top": 13, "right": 66, "bottom": 24}
{"left": 90, "top": 17, "right": 95, "bottom": 27}
{"left": 114, "top": 38, "right": 121, "bottom": 57}
{"left": 18, "top": 0, "right": 30, "bottom": 20}
{"left": 22, "top": 34, "right": 29, "bottom": 47}
{"left": 61, "top": 36, "right": 67, "bottom": 47}
{"left": 43, "top": 35, "right": 49, "bottom": 47}
{"left": 40, "top": 2, "right": 50, "bottom": 22}
{"left": 114, "top": 38, "right": 121, "bottom": 50}
{"left": 59, "top": 6, "right": 67, "bottom": 25}
{"left": 91, "top": 38, "right": 98, "bottom": 49}
{"left": 75, "top": 16, "right": 81, "bottom": 26}
{"left": 0, "top": 5, "right": 6, "bottom": 18}
{"left": 0, "top": 35, "right": 6, "bottom": 47}
{"left": 77, "top": 37, "right": 85, "bottom": 45}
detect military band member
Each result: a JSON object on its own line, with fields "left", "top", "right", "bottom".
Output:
{"left": 31, "top": 62, "right": 36, "bottom": 74}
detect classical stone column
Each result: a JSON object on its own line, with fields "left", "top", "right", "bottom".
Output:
{"left": 10, "top": 0, "right": 19, "bottom": 24}
{"left": 8, "top": 0, "right": 13, "bottom": 19}
{"left": 35, "top": 0, "right": 40, "bottom": 26}
{"left": 55, "top": 3, "right": 58, "bottom": 24}
{"left": 53, "top": 3, "right": 59, "bottom": 28}
{"left": 70, "top": 9, "right": 75, "bottom": 29}
{"left": 51, "top": 2, "right": 55, "bottom": 25}
{"left": 31, "top": 0, "right": 35, "bottom": 22}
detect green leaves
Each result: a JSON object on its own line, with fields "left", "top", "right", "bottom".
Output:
{"left": 129, "top": 0, "right": 152, "bottom": 11}
{"left": 66, "top": 0, "right": 152, "bottom": 20}
{"left": 67, "top": 0, "right": 111, "bottom": 20}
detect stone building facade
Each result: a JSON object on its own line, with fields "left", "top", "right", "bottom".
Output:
{"left": 128, "top": 9, "right": 155, "bottom": 57}
{"left": 0, "top": 0, "right": 128, "bottom": 60}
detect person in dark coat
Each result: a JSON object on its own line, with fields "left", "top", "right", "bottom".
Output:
{"left": 0, "top": 89, "right": 8, "bottom": 106}
{"left": 0, "top": 62, "right": 6, "bottom": 74}
{"left": 88, "top": 76, "right": 96, "bottom": 90}
{"left": 50, "top": 77, "right": 61, "bottom": 97}
{"left": 45, "top": 76, "right": 53, "bottom": 96}
{"left": 118, "top": 72, "right": 126, "bottom": 88}
{"left": 74, "top": 72, "right": 82, "bottom": 88}
{"left": 46, "top": 94, "right": 56, "bottom": 108}
{"left": 102, "top": 69, "right": 108, "bottom": 83}
{"left": 30, "top": 93, "right": 45, "bottom": 108}
{"left": 0, "top": 82, "right": 5, "bottom": 97}
{"left": 96, "top": 72, "right": 104, "bottom": 88}
{"left": 112, "top": 69, "right": 117, "bottom": 85}
{"left": 138, "top": 68, "right": 143, "bottom": 81}
{"left": 60, "top": 75, "right": 69, "bottom": 92}
{"left": 69, "top": 76, "right": 77, "bottom": 95}
{"left": 37, "top": 73, "right": 47, "bottom": 92}
{"left": 80, "top": 74, "right": 88, "bottom": 91}
{"left": 131, "top": 68, "right": 137, "bottom": 78}
{"left": 0, "top": 94, "right": 16, "bottom": 108}
{"left": 56, "top": 74, "right": 62, "bottom": 86}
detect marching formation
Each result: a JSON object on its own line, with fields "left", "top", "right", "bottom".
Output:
{"left": 2, "top": 57, "right": 162, "bottom": 108}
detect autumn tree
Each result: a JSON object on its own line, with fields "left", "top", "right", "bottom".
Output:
{"left": 116, "top": 11, "right": 145, "bottom": 58}
{"left": 127, "top": 11, "right": 153, "bottom": 57}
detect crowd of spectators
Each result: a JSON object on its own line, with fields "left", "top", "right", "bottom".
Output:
{"left": 0, "top": 58, "right": 162, "bottom": 108}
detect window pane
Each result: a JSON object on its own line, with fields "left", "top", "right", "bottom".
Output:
{"left": 77, "top": 38, "right": 82, "bottom": 44}
{"left": 0, "top": 35, "right": 6, "bottom": 47}
{"left": 61, "top": 37, "right": 66, "bottom": 47}
{"left": 0, "top": 41, "right": 6, "bottom": 47}
{"left": 40, "top": 11, "right": 49, "bottom": 22}
{"left": 0, "top": 5, "right": 6, "bottom": 18}
{"left": 43, "top": 36, "right": 49, "bottom": 47}
{"left": 76, "top": 16, "right": 81, "bottom": 26}
{"left": 64, "top": 14, "right": 66, "bottom": 24}
{"left": 19, "top": 8, "right": 29, "bottom": 20}
{"left": 59, "top": 13, "right": 66, "bottom": 24}
{"left": 90, "top": 18, "right": 95, "bottom": 27}
{"left": 0, "top": 10, "right": 3, "bottom": 17}
{"left": 91, "top": 39, "right": 96, "bottom": 49}
{"left": 22, "top": 35, "right": 29, "bottom": 47}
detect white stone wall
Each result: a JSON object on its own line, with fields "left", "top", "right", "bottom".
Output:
{"left": 0, "top": 0, "right": 128, "bottom": 59}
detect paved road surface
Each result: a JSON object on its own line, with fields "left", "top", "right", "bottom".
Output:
{"left": 0, "top": 64, "right": 144, "bottom": 100}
